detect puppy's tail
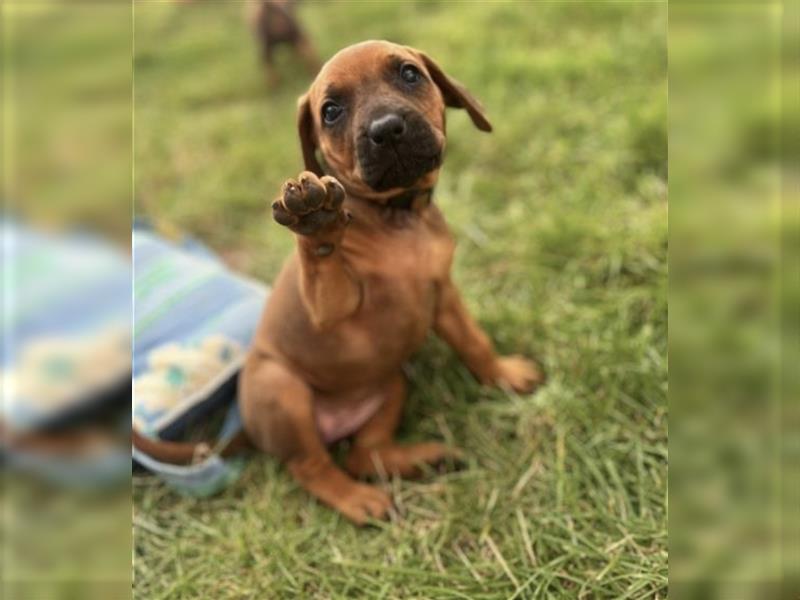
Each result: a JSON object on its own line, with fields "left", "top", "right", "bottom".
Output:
{"left": 132, "top": 429, "right": 252, "bottom": 466}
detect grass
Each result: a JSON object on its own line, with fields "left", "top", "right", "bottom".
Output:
{"left": 132, "top": 2, "right": 667, "bottom": 598}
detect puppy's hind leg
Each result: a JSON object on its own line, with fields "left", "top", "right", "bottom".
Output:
{"left": 239, "top": 359, "right": 392, "bottom": 525}
{"left": 345, "top": 373, "right": 463, "bottom": 480}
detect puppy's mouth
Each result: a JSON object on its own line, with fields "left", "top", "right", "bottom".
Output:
{"left": 356, "top": 112, "right": 442, "bottom": 192}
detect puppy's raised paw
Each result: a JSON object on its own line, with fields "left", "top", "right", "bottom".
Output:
{"left": 272, "top": 172, "right": 347, "bottom": 236}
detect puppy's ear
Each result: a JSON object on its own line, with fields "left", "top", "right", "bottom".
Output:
{"left": 418, "top": 51, "right": 492, "bottom": 132}
{"left": 297, "top": 93, "right": 324, "bottom": 175}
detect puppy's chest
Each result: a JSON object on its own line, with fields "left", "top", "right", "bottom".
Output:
{"left": 344, "top": 219, "right": 454, "bottom": 315}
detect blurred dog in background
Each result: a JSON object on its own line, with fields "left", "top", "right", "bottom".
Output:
{"left": 245, "top": 0, "right": 320, "bottom": 87}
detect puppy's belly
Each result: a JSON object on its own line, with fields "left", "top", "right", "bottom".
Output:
{"left": 314, "top": 392, "right": 385, "bottom": 444}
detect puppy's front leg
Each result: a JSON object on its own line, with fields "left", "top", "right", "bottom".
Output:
{"left": 435, "top": 278, "right": 543, "bottom": 393}
{"left": 272, "top": 172, "right": 360, "bottom": 329}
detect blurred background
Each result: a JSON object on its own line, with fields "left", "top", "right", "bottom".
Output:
{"left": 3, "top": 2, "right": 132, "bottom": 599}
{"left": 670, "top": 2, "right": 796, "bottom": 598}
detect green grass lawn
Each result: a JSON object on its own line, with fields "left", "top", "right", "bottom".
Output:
{"left": 133, "top": 2, "right": 667, "bottom": 598}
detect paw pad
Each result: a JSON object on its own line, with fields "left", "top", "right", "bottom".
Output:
{"left": 272, "top": 172, "right": 347, "bottom": 236}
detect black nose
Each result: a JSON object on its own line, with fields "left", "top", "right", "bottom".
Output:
{"left": 368, "top": 113, "right": 406, "bottom": 146}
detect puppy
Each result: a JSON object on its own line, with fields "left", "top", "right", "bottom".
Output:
{"left": 240, "top": 41, "right": 542, "bottom": 524}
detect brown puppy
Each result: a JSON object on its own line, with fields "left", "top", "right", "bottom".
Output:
{"left": 240, "top": 41, "right": 542, "bottom": 525}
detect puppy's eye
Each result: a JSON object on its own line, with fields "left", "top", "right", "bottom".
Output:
{"left": 321, "top": 101, "right": 343, "bottom": 124}
{"left": 400, "top": 63, "right": 421, "bottom": 84}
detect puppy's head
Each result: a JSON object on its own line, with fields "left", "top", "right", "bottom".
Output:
{"left": 296, "top": 41, "right": 491, "bottom": 200}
